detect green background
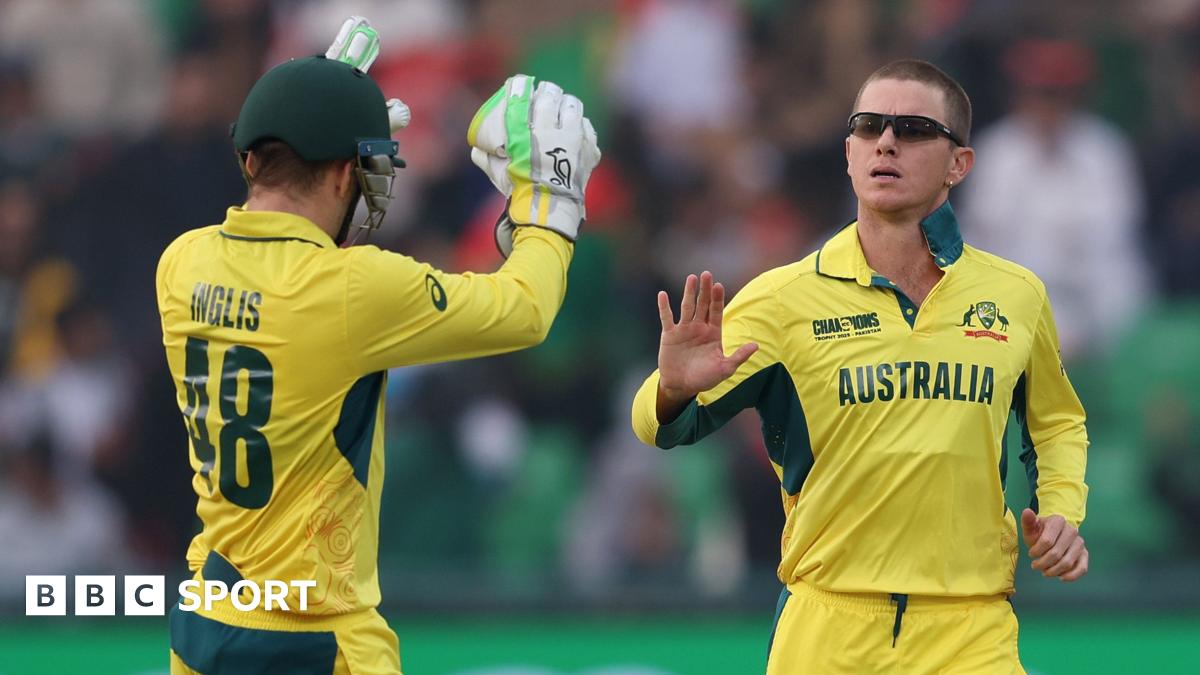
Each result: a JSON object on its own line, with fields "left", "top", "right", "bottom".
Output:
{"left": 1, "top": 613, "right": 1195, "bottom": 674}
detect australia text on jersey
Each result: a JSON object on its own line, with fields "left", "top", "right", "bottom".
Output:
{"left": 838, "top": 361, "right": 996, "bottom": 406}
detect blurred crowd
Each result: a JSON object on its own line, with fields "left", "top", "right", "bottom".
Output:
{"left": 1, "top": 0, "right": 1199, "bottom": 607}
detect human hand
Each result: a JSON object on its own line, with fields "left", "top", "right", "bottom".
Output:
{"left": 467, "top": 75, "right": 600, "bottom": 256}
{"left": 1021, "top": 508, "right": 1089, "bottom": 582}
{"left": 656, "top": 271, "right": 758, "bottom": 407}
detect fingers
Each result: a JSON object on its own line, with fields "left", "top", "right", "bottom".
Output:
{"left": 1060, "top": 547, "right": 1089, "bottom": 582}
{"left": 1032, "top": 521, "right": 1080, "bottom": 566}
{"left": 1027, "top": 514, "right": 1064, "bottom": 558}
{"left": 678, "top": 274, "right": 698, "bottom": 323}
{"left": 1042, "top": 536, "right": 1086, "bottom": 578}
{"left": 657, "top": 291, "right": 675, "bottom": 332}
{"left": 708, "top": 282, "right": 725, "bottom": 326}
{"left": 720, "top": 342, "right": 759, "bottom": 377}
{"left": 531, "top": 81, "right": 564, "bottom": 129}
{"left": 669, "top": 271, "right": 722, "bottom": 327}
{"left": 1019, "top": 508, "right": 1040, "bottom": 548}
{"left": 695, "top": 271, "right": 713, "bottom": 328}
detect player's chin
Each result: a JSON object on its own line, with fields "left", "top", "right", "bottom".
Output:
{"left": 859, "top": 188, "right": 921, "bottom": 214}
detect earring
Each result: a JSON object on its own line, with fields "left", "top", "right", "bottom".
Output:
{"left": 946, "top": 180, "right": 954, "bottom": 187}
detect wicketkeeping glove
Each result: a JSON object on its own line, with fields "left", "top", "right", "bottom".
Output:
{"left": 327, "top": 16, "right": 411, "bottom": 133}
{"left": 467, "top": 75, "right": 601, "bottom": 257}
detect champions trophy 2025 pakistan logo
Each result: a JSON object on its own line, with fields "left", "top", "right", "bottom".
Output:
{"left": 957, "top": 301, "right": 1009, "bottom": 342}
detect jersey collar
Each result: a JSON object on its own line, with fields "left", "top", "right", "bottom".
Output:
{"left": 220, "top": 206, "right": 336, "bottom": 248}
{"left": 815, "top": 200, "right": 964, "bottom": 286}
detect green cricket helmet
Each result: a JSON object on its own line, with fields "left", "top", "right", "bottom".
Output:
{"left": 232, "top": 55, "right": 404, "bottom": 244}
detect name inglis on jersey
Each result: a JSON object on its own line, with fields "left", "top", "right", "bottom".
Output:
{"left": 190, "top": 281, "right": 263, "bottom": 331}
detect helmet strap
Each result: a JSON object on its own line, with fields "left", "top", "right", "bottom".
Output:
{"left": 334, "top": 182, "right": 361, "bottom": 247}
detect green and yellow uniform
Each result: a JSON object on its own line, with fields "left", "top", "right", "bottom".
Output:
{"left": 158, "top": 207, "right": 571, "bottom": 673}
{"left": 631, "top": 202, "right": 1088, "bottom": 673}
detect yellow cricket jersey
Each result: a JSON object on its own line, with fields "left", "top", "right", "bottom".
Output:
{"left": 632, "top": 201, "right": 1088, "bottom": 597}
{"left": 157, "top": 207, "right": 571, "bottom": 628}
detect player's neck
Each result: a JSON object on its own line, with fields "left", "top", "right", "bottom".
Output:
{"left": 856, "top": 200, "right": 944, "bottom": 301}
{"left": 245, "top": 190, "right": 339, "bottom": 240}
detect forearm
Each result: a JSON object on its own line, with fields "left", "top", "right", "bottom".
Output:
{"left": 348, "top": 227, "right": 572, "bottom": 371}
{"left": 483, "top": 226, "right": 574, "bottom": 346}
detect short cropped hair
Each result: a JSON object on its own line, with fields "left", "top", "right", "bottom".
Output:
{"left": 853, "top": 60, "right": 973, "bottom": 145}
{"left": 245, "top": 140, "right": 343, "bottom": 195}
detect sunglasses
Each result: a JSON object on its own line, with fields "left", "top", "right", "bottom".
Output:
{"left": 847, "top": 112, "right": 964, "bottom": 146}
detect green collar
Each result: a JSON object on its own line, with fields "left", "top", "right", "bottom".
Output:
{"left": 219, "top": 206, "right": 335, "bottom": 248}
{"left": 815, "top": 200, "right": 964, "bottom": 286}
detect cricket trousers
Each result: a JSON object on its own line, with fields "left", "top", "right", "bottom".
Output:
{"left": 766, "top": 580, "right": 1025, "bottom": 674}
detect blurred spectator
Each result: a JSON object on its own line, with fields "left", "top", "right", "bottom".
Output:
{"left": 1147, "top": 44, "right": 1200, "bottom": 296}
{"left": 0, "top": 429, "right": 125, "bottom": 601}
{"left": 59, "top": 43, "right": 246, "bottom": 346}
{"left": 0, "top": 58, "right": 67, "bottom": 184}
{"left": 565, "top": 368, "right": 744, "bottom": 596}
{"left": 0, "top": 0, "right": 167, "bottom": 139}
{"left": 959, "top": 39, "right": 1151, "bottom": 361}
{"left": 1149, "top": 389, "right": 1200, "bottom": 555}
{"left": 0, "top": 178, "right": 75, "bottom": 379}
{"left": 610, "top": 0, "right": 748, "bottom": 177}
{"left": 38, "top": 298, "right": 134, "bottom": 480}
{"left": 179, "top": 0, "right": 274, "bottom": 123}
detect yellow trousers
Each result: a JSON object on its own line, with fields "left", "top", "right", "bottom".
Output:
{"left": 766, "top": 581, "right": 1025, "bottom": 674}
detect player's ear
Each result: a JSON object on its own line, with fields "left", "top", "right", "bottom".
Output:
{"left": 948, "top": 145, "right": 974, "bottom": 186}
{"left": 243, "top": 151, "right": 260, "bottom": 180}
{"left": 845, "top": 136, "right": 851, "bottom": 177}
{"left": 333, "top": 159, "right": 355, "bottom": 198}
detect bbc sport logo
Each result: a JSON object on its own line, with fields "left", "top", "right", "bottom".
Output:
{"left": 25, "top": 575, "right": 316, "bottom": 616}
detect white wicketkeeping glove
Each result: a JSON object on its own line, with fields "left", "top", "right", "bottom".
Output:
{"left": 327, "top": 16, "right": 411, "bottom": 133}
{"left": 467, "top": 75, "right": 601, "bottom": 257}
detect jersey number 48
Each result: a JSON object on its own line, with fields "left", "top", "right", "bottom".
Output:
{"left": 180, "top": 336, "right": 275, "bottom": 509}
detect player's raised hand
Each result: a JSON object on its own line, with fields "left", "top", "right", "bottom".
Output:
{"left": 468, "top": 75, "right": 600, "bottom": 257}
{"left": 1021, "top": 508, "right": 1089, "bottom": 582}
{"left": 656, "top": 271, "right": 758, "bottom": 414}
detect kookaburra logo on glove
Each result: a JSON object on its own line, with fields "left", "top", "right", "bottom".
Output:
{"left": 546, "top": 147, "right": 573, "bottom": 190}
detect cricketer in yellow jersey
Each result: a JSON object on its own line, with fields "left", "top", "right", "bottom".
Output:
{"left": 157, "top": 18, "right": 600, "bottom": 675}
{"left": 632, "top": 60, "right": 1088, "bottom": 674}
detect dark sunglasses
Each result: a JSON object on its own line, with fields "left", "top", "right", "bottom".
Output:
{"left": 847, "top": 112, "right": 964, "bottom": 146}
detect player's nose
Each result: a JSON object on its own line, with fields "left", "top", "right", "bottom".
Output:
{"left": 875, "top": 126, "right": 898, "bottom": 155}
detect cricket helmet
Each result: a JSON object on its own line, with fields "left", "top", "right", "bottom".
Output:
{"left": 232, "top": 56, "right": 403, "bottom": 243}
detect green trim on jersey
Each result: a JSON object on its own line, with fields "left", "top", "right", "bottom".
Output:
{"left": 159, "top": 207, "right": 573, "bottom": 621}
{"left": 818, "top": 202, "right": 964, "bottom": 328}
{"left": 870, "top": 274, "right": 921, "bottom": 329}
{"left": 920, "top": 201, "right": 965, "bottom": 267}
{"left": 170, "top": 604, "right": 338, "bottom": 674}
{"left": 334, "top": 372, "right": 385, "bottom": 489}
{"left": 655, "top": 363, "right": 814, "bottom": 496}
{"left": 1010, "top": 373, "right": 1041, "bottom": 512}
{"left": 219, "top": 231, "right": 326, "bottom": 248}
{"left": 201, "top": 550, "right": 244, "bottom": 586}
{"left": 632, "top": 199, "right": 1088, "bottom": 596}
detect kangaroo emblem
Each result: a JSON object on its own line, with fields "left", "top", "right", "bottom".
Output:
{"left": 546, "top": 147, "right": 572, "bottom": 189}
{"left": 957, "top": 304, "right": 975, "bottom": 327}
